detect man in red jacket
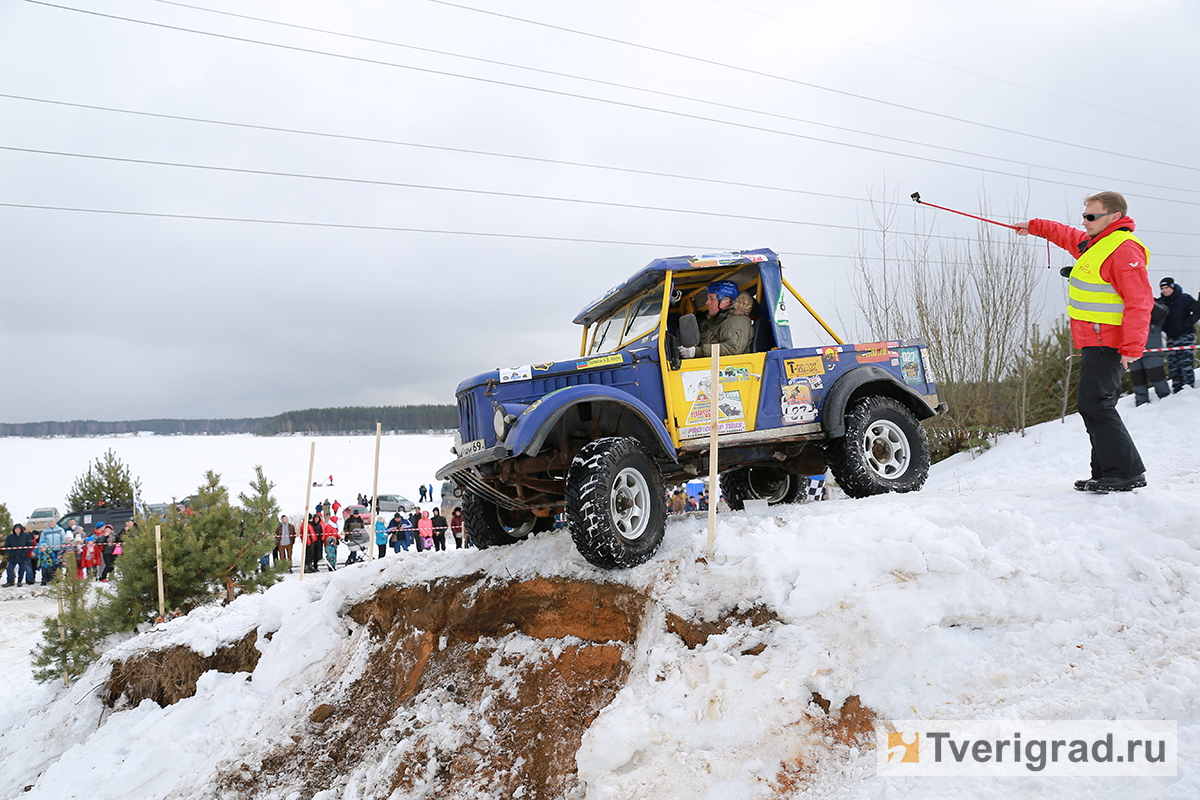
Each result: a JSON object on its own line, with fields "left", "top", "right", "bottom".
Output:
{"left": 1017, "top": 191, "right": 1153, "bottom": 493}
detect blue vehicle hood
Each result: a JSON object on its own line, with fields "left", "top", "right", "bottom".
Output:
{"left": 454, "top": 352, "right": 635, "bottom": 395}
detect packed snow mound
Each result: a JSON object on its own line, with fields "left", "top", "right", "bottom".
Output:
{"left": 0, "top": 391, "right": 1196, "bottom": 799}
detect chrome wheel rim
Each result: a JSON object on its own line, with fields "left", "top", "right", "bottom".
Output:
{"left": 610, "top": 467, "right": 651, "bottom": 540}
{"left": 862, "top": 419, "right": 911, "bottom": 479}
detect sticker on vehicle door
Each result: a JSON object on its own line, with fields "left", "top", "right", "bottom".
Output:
{"left": 679, "top": 388, "right": 747, "bottom": 439}
{"left": 781, "top": 378, "right": 817, "bottom": 425}
{"left": 783, "top": 357, "right": 825, "bottom": 379}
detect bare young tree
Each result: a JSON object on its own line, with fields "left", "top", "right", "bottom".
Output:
{"left": 848, "top": 189, "right": 1048, "bottom": 457}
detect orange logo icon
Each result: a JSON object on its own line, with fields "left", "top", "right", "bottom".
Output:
{"left": 887, "top": 732, "right": 919, "bottom": 763}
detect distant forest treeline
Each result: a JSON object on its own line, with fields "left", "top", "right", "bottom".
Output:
{"left": 0, "top": 405, "right": 458, "bottom": 437}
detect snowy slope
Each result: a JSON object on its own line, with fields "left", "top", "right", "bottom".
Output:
{"left": 0, "top": 391, "right": 1197, "bottom": 799}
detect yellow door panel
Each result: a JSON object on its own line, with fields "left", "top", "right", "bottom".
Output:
{"left": 667, "top": 353, "right": 766, "bottom": 441}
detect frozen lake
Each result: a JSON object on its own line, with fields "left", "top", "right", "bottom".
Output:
{"left": 0, "top": 432, "right": 456, "bottom": 523}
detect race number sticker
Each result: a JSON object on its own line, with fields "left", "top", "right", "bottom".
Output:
{"left": 781, "top": 378, "right": 817, "bottom": 425}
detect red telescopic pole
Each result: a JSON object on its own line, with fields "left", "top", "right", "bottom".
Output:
{"left": 910, "top": 192, "right": 1020, "bottom": 231}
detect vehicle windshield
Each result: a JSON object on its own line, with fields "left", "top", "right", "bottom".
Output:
{"left": 31, "top": 509, "right": 54, "bottom": 518}
{"left": 588, "top": 286, "right": 664, "bottom": 355}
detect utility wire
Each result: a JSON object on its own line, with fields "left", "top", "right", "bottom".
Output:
{"left": 21, "top": 1, "right": 1200, "bottom": 205}
{"left": 0, "top": 143, "right": 1055, "bottom": 246}
{"left": 1, "top": 202, "right": 1192, "bottom": 261}
{"left": 705, "top": 0, "right": 1197, "bottom": 134}
{"left": 4, "top": 93, "right": 1197, "bottom": 240}
{"left": 427, "top": 0, "right": 1200, "bottom": 173}
{"left": 4, "top": 94, "right": 1195, "bottom": 239}
{"left": 140, "top": 0, "right": 1196, "bottom": 196}
{"left": 0, "top": 92, "right": 892, "bottom": 207}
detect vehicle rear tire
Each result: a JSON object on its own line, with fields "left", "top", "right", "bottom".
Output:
{"left": 719, "top": 466, "right": 804, "bottom": 511}
{"left": 566, "top": 437, "right": 667, "bottom": 569}
{"left": 461, "top": 492, "right": 554, "bottom": 549}
{"left": 827, "top": 396, "right": 929, "bottom": 498}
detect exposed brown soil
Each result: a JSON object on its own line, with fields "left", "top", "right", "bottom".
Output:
{"left": 106, "top": 630, "right": 260, "bottom": 708}
{"left": 107, "top": 575, "right": 877, "bottom": 800}
{"left": 769, "top": 693, "right": 877, "bottom": 796}
{"left": 218, "top": 575, "right": 647, "bottom": 800}
{"left": 664, "top": 604, "right": 779, "bottom": 649}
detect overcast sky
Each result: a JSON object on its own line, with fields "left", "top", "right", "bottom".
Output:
{"left": 2, "top": 0, "right": 1196, "bottom": 424}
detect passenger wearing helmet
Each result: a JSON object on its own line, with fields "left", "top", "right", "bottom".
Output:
{"left": 679, "top": 280, "right": 755, "bottom": 358}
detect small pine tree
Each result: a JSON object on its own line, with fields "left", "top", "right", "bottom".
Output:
{"left": 31, "top": 552, "right": 103, "bottom": 684}
{"left": 99, "top": 470, "right": 281, "bottom": 632}
{"left": 236, "top": 465, "right": 284, "bottom": 591}
{"left": 65, "top": 449, "right": 141, "bottom": 512}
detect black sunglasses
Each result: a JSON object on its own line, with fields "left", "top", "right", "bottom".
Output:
{"left": 1082, "top": 211, "right": 1115, "bottom": 222}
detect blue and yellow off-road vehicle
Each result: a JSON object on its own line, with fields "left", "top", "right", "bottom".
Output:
{"left": 436, "top": 248, "right": 945, "bottom": 569}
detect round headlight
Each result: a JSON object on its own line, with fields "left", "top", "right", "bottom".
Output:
{"left": 494, "top": 407, "right": 509, "bottom": 439}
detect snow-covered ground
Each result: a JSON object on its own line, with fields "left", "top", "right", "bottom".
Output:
{"left": 0, "top": 391, "right": 1197, "bottom": 799}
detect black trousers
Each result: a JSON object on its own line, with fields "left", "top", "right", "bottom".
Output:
{"left": 1078, "top": 347, "right": 1145, "bottom": 480}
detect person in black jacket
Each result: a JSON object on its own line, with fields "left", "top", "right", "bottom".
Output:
{"left": 409, "top": 509, "right": 425, "bottom": 552}
{"left": 430, "top": 509, "right": 448, "bottom": 552}
{"left": 4, "top": 524, "right": 34, "bottom": 587}
{"left": 305, "top": 513, "right": 323, "bottom": 573}
{"left": 1157, "top": 277, "right": 1199, "bottom": 393}
{"left": 1129, "top": 300, "right": 1171, "bottom": 405}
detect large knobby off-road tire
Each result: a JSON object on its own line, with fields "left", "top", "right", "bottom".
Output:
{"left": 827, "top": 396, "right": 930, "bottom": 498}
{"left": 719, "top": 466, "right": 805, "bottom": 511}
{"left": 566, "top": 437, "right": 667, "bottom": 569}
{"left": 461, "top": 492, "right": 555, "bottom": 549}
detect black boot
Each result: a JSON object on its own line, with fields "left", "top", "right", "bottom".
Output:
{"left": 1082, "top": 474, "right": 1147, "bottom": 493}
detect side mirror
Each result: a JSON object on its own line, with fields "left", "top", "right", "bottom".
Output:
{"left": 679, "top": 314, "right": 700, "bottom": 348}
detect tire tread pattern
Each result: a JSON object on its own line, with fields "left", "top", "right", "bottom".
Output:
{"left": 566, "top": 437, "right": 667, "bottom": 569}
{"left": 827, "top": 396, "right": 930, "bottom": 498}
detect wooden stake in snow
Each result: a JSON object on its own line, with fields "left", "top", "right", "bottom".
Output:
{"left": 155, "top": 524, "right": 165, "bottom": 620}
{"left": 369, "top": 422, "right": 382, "bottom": 560}
{"left": 300, "top": 441, "right": 315, "bottom": 581}
{"left": 56, "top": 564, "right": 66, "bottom": 686}
{"left": 705, "top": 343, "right": 720, "bottom": 558}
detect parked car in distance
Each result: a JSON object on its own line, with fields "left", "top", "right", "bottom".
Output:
{"left": 342, "top": 505, "right": 373, "bottom": 525}
{"left": 56, "top": 505, "right": 135, "bottom": 535}
{"left": 25, "top": 507, "right": 60, "bottom": 532}
{"left": 375, "top": 494, "right": 415, "bottom": 514}
{"left": 144, "top": 502, "right": 172, "bottom": 517}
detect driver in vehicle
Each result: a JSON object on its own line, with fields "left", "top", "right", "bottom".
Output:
{"left": 679, "top": 280, "right": 754, "bottom": 358}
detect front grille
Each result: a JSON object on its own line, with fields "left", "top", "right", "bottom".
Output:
{"left": 458, "top": 393, "right": 479, "bottom": 441}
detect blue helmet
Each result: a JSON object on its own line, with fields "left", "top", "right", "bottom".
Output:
{"left": 706, "top": 280, "right": 739, "bottom": 303}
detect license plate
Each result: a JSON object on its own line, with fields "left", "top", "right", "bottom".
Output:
{"left": 460, "top": 438, "right": 487, "bottom": 456}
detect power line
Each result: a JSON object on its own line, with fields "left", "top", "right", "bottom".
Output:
{"left": 705, "top": 0, "right": 1197, "bottom": 134}
{"left": 21, "top": 1, "right": 1200, "bottom": 205}
{"left": 0, "top": 92, "right": 888, "bottom": 206}
{"left": 139, "top": 0, "right": 1198, "bottom": 196}
{"left": 1, "top": 202, "right": 1193, "bottom": 261}
{"left": 0, "top": 144, "right": 1057, "bottom": 246}
{"left": 426, "top": 0, "right": 1200, "bottom": 174}
{"left": 4, "top": 93, "right": 1197, "bottom": 240}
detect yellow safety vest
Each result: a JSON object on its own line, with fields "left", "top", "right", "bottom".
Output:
{"left": 1067, "top": 231, "right": 1148, "bottom": 326}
